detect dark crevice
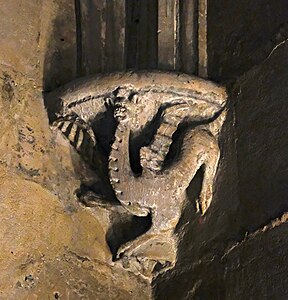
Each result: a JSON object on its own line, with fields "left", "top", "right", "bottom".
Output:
{"left": 129, "top": 108, "right": 164, "bottom": 175}
{"left": 74, "top": 0, "right": 83, "bottom": 76}
{"left": 178, "top": 0, "right": 198, "bottom": 74}
{"left": 125, "top": 0, "right": 158, "bottom": 69}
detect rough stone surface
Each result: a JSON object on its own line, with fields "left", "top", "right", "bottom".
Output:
{"left": 234, "top": 42, "right": 288, "bottom": 231}
{"left": 154, "top": 10, "right": 288, "bottom": 300}
{"left": 1, "top": 0, "right": 288, "bottom": 299}
{"left": 0, "top": 68, "right": 151, "bottom": 299}
{"left": 48, "top": 71, "right": 227, "bottom": 278}
{"left": 207, "top": 0, "right": 288, "bottom": 82}
{"left": 0, "top": 1, "right": 150, "bottom": 299}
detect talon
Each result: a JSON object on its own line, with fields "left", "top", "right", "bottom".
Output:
{"left": 199, "top": 194, "right": 212, "bottom": 215}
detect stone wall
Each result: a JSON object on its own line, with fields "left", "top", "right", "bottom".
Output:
{"left": 0, "top": 1, "right": 151, "bottom": 299}
{"left": 154, "top": 2, "right": 288, "bottom": 299}
{"left": 1, "top": 0, "right": 288, "bottom": 299}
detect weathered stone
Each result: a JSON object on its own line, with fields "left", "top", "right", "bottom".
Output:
{"left": 1, "top": 0, "right": 288, "bottom": 299}
{"left": 48, "top": 71, "right": 227, "bottom": 278}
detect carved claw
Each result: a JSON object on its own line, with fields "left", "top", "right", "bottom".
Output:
{"left": 121, "top": 202, "right": 150, "bottom": 217}
{"left": 114, "top": 100, "right": 138, "bottom": 121}
{"left": 198, "top": 185, "right": 213, "bottom": 215}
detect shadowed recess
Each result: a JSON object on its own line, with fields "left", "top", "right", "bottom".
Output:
{"left": 125, "top": 0, "right": 158, "bottom": 69}
{"left": 106, "top": 213, "right": 152, "bottom": 260}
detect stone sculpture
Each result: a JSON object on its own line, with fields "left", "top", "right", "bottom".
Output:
{"left": 48, "top": 71, "right": 227, "bottom": 277}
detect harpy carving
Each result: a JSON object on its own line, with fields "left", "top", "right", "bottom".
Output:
{"left": 48, "top": 71, "right": 227, "bottom": 277}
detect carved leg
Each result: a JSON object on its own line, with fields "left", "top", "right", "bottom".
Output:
{"left": 198, "top": 139, "right": 220, "bottom": 215}
{"left": 169, "top": 129, "right": 220, "bottom": 215}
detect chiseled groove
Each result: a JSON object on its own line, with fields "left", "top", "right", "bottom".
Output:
{"left": 65, "top": 86, "right": 223, "bottom": 114}
{"left": 75, "top": 128, "right": 84, "bottom": 151}
{"left": 68, "top": 122, "right": 79, "bottom": 145}
{"left": 55, "top": 117, "right": 96, "bottom": 164}
{"left": 198, "top": 0, "right": 208, "bottom": 78}
{"left": 125, "top": 0, "right": 158, "bottom": 69}
{"left": 178, "top": 0, "right": 198, "bottom": 74}
{"left": 66, "top": 92, "right": 116, "bottom": 109}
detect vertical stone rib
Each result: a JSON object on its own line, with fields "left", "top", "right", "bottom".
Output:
{"left": 74, "top": 0, "right": 83, "bottom": 76}
{"left": 198, "top": 0, "right": 208, "bottom": 78}
{"left": 138, "top": 0, "right": 158, "bottom": 69}
{"left": 125, "top": 0, "right": 139, "bottom": 68}
{"left": 79, "top": 0, "right": 125, "bottom": 75}
{"left": 105, "top": 0, "right": 126, "bottom": 72}
{"left": 158, "top": 0, "right": 180, "bottom": 70}
{"left": 179, "top": 0, "right": 198, "bottom": 74}
{"left": 80, "top": 0, "right": 106, "bottom": 75}
{"left": 125, "top": 0, "right": 158, "bottom": 69}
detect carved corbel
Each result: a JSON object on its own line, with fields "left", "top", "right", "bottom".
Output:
{"left": 47, "top": 71, "right": 227, "bottom": 278}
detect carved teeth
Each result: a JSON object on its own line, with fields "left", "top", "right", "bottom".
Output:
{"left": 149, "top": 162, "right": 161, "bottom": 171}
{"left": 110, "top": 166, "right": 119, "bottom": 172}
{"left": 114, "top": 107, "right": 127, "bottom": 119}
{"left": 109, "top": 161, "right": 118, "bottom": 169}
{"left": 115, "top": 190, "right": 123, "bottom": 196}
{"left": 116, "top": 136, "right": 122, "bottom": 143}
{"left": 109, "top": 156, "right": 118, "bottom": 162}
{"left": 110, "top": 177, "right": 120, "bottom": 183}
{"left": 111, "top": 144, "right": 119, "bottom": 151}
